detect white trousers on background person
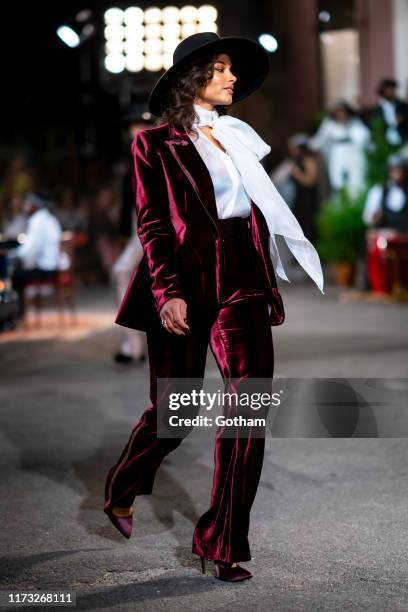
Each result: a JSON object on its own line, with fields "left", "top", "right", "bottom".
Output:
{"left": 328, "top": 143, "right": 366, "bottom": 196}
{"left": 112, "top": 235, "right": 147, "bottom": 359}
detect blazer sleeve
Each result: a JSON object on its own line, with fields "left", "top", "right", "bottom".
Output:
{"left": 131, "top": 130, "right": 186, "bottom": 315}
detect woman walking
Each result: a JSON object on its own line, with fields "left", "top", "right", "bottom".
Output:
{"left": 104, "top": 32, "right": 324, "bottom": 582}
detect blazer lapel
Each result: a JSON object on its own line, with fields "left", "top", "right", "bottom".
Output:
{"left": 165, "top": 123, "right": 219, "bottom": 232}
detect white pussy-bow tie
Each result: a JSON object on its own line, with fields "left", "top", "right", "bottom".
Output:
{"left": 192, "top": 103, "right": 325, "bottom": 294}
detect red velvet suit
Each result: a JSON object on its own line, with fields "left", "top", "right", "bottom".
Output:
{"left": 114, "top": 122, "right": 285, "bottom": 331}
{"left": 105, "top": 121, "right": 286, "bottom": 564}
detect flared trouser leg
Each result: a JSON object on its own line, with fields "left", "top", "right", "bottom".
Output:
{"left": 104, "top": 294, "right": 273, "bottom": 563}
{"left": 104, "top": 311, "right": 210, "bottom": 511}
{"left": 104, "top": 215, "right": 274, "bottom": 563}
{"left": 191, "top": 296, "right": 274, "bottom": 563}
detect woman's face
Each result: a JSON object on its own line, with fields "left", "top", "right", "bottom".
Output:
{"left": 195, "top": 53, "right": 237, "bottom": 108}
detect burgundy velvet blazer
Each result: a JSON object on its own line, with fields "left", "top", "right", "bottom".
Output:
{"left": 114, "top": 121, "right": 285, "bottom": 332}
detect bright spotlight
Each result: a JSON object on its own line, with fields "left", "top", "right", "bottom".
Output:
{"left": 124, "top": 7, "right": 144, "bottom": 25}
{"left": 125, "top": 24, "right": 145, "bottom": 40}
{"left": 144, "top": 7, "right": 162, "bottom": 24}
{"left": 105, "top": 40, "right": 124, "bottom": 54}
{"left": 144, "top": 38, "right": 163, "bottom": 54}
{"left": 104, "top": 24, "right": 125, "bottom": 40}
{"left": 145, "top": 23, "right": 161, "bottom": 38}
{"left": 197, "top": 5, "right": 217, "bottom": 22}
{"left": 57, "top": 26, "right": 81, "bottom": 48}
{"left": 163, "top": 37, "right": 181, "bottom": 53}
{"left": 181, "top": 23, "right": 198, "bottom": 37}
{"left": 258, "top": 33, "right": 278, "bottom": 53}
{"left": 318, "top": 10, "right": 331, "bottom": 23}
{"left": 162, "top": 23, "right": 181, "bottom": 38}
{"left": 124, "top": 39, "right": 144, "bottom": 54}
{"left": 126, "top": 54, "right": 144, "bottom": 72}
{"left": 144, "top": 53, "right": 163, "bottom": 71}
{"left": 197, "top": 22, "right": 217, "bottom": 33}
{"left": 103, "top": 4, "right": 219, "bottom": 74}
{"left": 104, "top": 8, "right": 124, "bottom": 25}
{"left": 180, "top": 5, "right": 198, "bottom": 23}
{"left": 105, "top": 53, "right": 126, "bottom": 73}
{"left": 162, "top": 6, "right": 180, "bottom": 22}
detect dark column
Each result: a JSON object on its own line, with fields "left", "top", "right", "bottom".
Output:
{"left": 355, "top": 0, "right": 394, "bottom": 106}
{"left": 230, "top": 0, "right": 322, "bottom": 168}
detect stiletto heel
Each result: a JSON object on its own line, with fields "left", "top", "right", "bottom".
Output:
{"left": 105, "top": 506, "right": 134, "bottom": 539}
{"left": 213, "top": 560, "right": 252, "bottom": 582}
{"left": 197, "top": 555, "right": 252, "bottom": 581}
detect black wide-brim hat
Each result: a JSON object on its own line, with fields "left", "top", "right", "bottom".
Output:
{"left": 147, "top": 32, "right": 270, "bottom": 116}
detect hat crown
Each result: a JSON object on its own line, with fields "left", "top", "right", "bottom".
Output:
{"left": 173, "top": 32, "right": 220, "bottom": 64}
{"left": 148, "top": 32, "right": 270, "bottom": 116}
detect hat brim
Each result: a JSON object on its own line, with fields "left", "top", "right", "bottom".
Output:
{"left": 147, "top": 36, "right": 270, "bottom": 116}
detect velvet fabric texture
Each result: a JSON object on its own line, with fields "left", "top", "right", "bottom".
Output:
{"left": 105, "top": 215, "right": 274, "bottom": 563}
{"left": 105, "top": 120, "right": 286, "bottom": 563}
{"left": 114, "top": 121, "right": 285, "bottom": 332}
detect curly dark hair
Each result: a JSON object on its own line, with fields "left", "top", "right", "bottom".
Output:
{"left": 154, "top": 52, "right": 231, "bottom": 136}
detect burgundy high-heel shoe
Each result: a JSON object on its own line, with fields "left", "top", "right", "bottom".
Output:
{"left": 105, "top": 507, "right": 133, "bottom": 539}
{"left": 200, "top": 556, "right": 252, "bottom": 582}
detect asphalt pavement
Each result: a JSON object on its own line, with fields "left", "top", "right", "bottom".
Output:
{"left": 0, "top": 279, "right": 407, "bottom": 611}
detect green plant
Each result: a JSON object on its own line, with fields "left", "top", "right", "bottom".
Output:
{"left": 364, "top": 116, "right": 403, "bottom": 187}
{"left": 316, "top": 187, "right": 368, "bottom": 264}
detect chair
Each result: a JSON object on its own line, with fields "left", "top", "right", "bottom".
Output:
{"left": 24, "top": 231, "right": 77, "bottom": 326}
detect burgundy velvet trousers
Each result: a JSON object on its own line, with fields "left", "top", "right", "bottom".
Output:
{"left": 104, "top": 215, "right": 274, "bottom": 563}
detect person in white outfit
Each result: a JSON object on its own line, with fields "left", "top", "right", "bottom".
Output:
{"left": 112, "top": 106, "right": 154, "bottom": 364}
{"left": 8, "top": 192, "right": 62, "bottom": 319}
{"left": 309, "top": 100, "right": 371, "bottom": 196}
{"left": 362, "top": 154, "right": 408, "bottom": 232}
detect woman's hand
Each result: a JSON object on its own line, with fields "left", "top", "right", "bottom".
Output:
{"left": 159, "top": 298, "right": 190, "bottom": 336}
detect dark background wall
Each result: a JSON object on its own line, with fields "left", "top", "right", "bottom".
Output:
{"left": 2, "top": 1, "right": 315, "bottom": 173}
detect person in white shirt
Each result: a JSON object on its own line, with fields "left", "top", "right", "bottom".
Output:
{"left": 309, "top": 100, "right": 371, "bottom": 196}
{"left": 9, "top": 192, "right": 62, "bottom": 318}
{"left": 362, "top": 155, "right": 408, "bottom": 232}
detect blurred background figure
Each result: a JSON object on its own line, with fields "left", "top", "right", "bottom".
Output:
{"left": 1, "top": 194, "right": 28, "bottom": 239}
{"left": 309, "top": 100, "right": 371, "bottom": 196}
{"left": 54, "top": 188, "right": 90, "bottom": 285}
{"left": 286, "top": 133, "right": 319, "bottom": 243}
{"left": 87, "top": 186, "right": 121, "bottom": 284}
{"left": 362, "top": 154, "right": 408, "bottom": 295}
{"left": 373, "top": 78, "right": 408, "bottom": 146}
{"left": 7, "top": 193, "right": 62, "bottom": 320}
{"left": 111, "top": 105, "right": 154, "bottom": 365}
{"left": 0, "top": 154, "right": 33, "bottom": 203}
{"left": 363, "top": 154, "right": 408, "bottom": 232}
{"left": 55, "top": 188, "right": 88, "bottom": 233}
{"left": 270, "top": 132, "right": 325, "bottom": 281}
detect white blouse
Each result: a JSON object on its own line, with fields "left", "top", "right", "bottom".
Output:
{"left": 188, "top": 110, "right": 252, "bottom": 219}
